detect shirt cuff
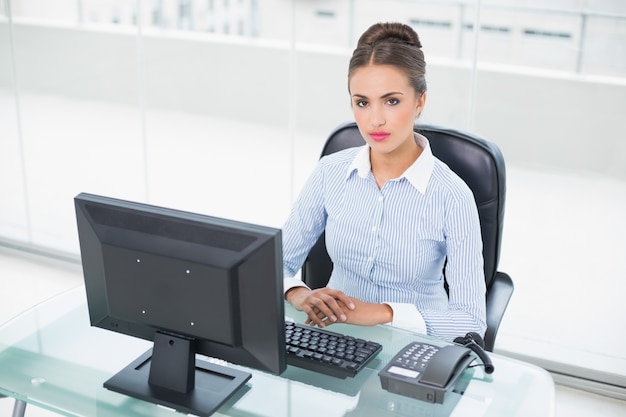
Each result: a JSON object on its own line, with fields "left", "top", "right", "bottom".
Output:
{"left": 383, "top": 302, "right": 427, "bottom": 335}
{"left": 283, "top": 274, "right": 310, "bottom": 296}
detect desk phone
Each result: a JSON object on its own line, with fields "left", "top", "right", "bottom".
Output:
{"left": 378, "top": 341, "right": 473, "bottom": 404}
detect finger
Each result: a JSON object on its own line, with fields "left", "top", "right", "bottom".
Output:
{"left": 327, "top": 290, "right": 356, "bottom": 310}
{"left": 308, "top": 296, "right": 342, "bottom": 324}
{"left": 302, "top": 288, "right": 352, "bottom": 326}
{"left": 305, "top": 310, "right": 326, "bottom": 323}
{"left": 302, "top": 302, "right": 330, "bottom": 327}
{"left": 313, "top": 288, "right": 355, "bottom": 319}
{"left": 305, "top": 315, "right": 334, "bottom": 328}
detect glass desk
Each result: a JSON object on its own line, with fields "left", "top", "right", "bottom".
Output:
{"left": 0, "top": 286, "right": 554, "bottom": 417}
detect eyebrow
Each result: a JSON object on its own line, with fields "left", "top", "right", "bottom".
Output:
{"left": 351, "top": 92, "right": 405, "bottom": 99}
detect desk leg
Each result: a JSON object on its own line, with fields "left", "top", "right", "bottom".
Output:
{"left": 12, "top": 399, "right": 26, "bottom": 417}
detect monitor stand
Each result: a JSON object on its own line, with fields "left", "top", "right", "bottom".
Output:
{"left": 104, "top": 331, "right": 251, "bottom": 416}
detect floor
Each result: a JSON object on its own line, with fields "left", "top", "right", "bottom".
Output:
{"left": 1, "top": 248, "right": 626, "bottom": 416}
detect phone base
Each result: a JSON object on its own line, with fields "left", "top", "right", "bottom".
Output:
{"left": 379, "top": 344, "right": 474, "bottom": 404}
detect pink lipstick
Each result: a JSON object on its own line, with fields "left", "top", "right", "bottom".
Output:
{"left": 370, "top": 132, "right": 390, "bottom": 141}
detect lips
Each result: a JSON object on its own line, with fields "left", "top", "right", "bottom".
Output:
{"left": 370, "top": 132, "right": 390, "bottom": 141}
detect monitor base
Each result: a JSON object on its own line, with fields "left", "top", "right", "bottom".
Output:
{"left": 104, "top": 349, "right": 251, "bottom": 416}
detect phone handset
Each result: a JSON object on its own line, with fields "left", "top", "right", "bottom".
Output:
{"left": 378, "top": 342, "right": 473, "bottom": 404}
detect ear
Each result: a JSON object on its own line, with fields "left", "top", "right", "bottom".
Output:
{"left": 415, "top": 91, "right": 427, "bottom": 118}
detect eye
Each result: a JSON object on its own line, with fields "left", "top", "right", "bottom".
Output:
{"left": 386, "top": 97, "right": 400, "bottom": 105}
{"left": 355, "top": 99, "right": 368, "bottom": 108}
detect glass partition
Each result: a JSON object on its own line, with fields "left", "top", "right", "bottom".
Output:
{"left": 139, "top": 27, "right": 293, "bottom": 227}
{"left": 469, "top": 0, "right": 626, "bottom": 395}
{"left": 0, "top": 3, "right": 29, "bottom": 243}
{"left": 4, "top": 1, "right": 146, "bottom": 253}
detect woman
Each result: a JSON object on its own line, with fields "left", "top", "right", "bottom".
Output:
{"left": 282, "top": 22, "right": 486, "bottom": 342}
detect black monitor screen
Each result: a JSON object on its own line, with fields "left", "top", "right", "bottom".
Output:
{"left": 74, "top": 193, "right": 286, "bottom": 416}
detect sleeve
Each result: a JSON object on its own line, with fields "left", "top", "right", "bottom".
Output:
{"left": 281, "top": 161, "right": 328, "bottom": 294}
{"left": 421, "top": 184, "right": 487, "bottom": 341}
{"left": 284, "top": 271, "right": 309, "bottom": 294}
{"left": 384, "top": 302, "right": 427, "bottom": 334}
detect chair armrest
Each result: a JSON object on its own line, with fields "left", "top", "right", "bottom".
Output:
{"left": 484, "top": 271, "right": 514, "bottom": 352}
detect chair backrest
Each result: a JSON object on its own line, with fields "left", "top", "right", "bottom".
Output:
{"left": 302, "top": 120, "right": 507, "bottom": 308}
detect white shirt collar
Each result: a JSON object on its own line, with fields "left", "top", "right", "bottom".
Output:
{"left": 347, "top": 133, "right": 434, "bottom": 193}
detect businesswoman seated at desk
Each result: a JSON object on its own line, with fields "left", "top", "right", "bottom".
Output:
{"left": 282, "top": 22, "right": 486, "bottom": 342}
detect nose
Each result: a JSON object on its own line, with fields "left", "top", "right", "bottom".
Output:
{"left": 370, "top": 105, "right": 385, "bottom": 127}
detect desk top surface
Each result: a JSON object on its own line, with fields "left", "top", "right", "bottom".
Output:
{"left": 0, "top": 286, "right": 554, "bottom": 417}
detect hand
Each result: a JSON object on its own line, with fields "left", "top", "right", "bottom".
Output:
{"left": 318, "top": 297, "right": 393, "bottom": 327}
{"left": 286, "top": 287, "right": 355, "bottom": 328}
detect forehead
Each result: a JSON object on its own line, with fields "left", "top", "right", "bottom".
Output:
{"left": 349, "top": 64, "right": 411, "bottom": 95}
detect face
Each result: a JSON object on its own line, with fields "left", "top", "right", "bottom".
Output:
{"left": 349, "top": 64, "right": 426, "bottom": 157}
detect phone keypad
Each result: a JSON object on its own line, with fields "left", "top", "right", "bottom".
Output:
{"left": 393, "top": 342, "right": 441, "bottom": 373}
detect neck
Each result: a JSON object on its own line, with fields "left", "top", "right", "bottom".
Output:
{"left": 370, "top": 136, "right": 422, "bottom": 188}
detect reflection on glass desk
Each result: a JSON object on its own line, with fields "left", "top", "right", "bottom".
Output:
{"left": 0, "top": 286, "right": 555, "bottom": 417}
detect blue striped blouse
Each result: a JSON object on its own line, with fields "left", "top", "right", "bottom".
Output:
{"left": 282, "top": 134, "right": 487, "bottom": 341}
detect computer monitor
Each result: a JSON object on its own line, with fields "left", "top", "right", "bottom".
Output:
{"left": 74, "top": 193, "right": 286, "bottom": 416}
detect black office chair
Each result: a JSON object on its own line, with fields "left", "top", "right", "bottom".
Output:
{"left": 301, "top": 121, "right": 513, "bottom": 352}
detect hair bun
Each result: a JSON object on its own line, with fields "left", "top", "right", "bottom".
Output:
{"left": 357, "top": 22, "right": 422, "bottom": 49}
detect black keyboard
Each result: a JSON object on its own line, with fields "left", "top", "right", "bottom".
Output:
{"left": 284, "top": 321, "right": 382, "bottom": 379}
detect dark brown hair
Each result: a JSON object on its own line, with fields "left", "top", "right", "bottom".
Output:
{"left": 348, "top": 22, "right": 427, "bottom": 94}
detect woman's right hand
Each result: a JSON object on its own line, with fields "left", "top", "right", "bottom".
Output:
{"left": 285, "top": 287, "right": 356, "bottom": 328}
